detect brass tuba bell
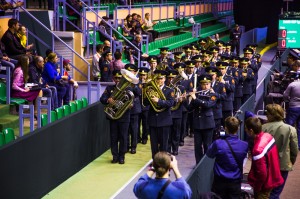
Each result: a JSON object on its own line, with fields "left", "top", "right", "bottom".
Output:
{"left": 170, "top": 68, "right": 188, "bottom": 111}
{"left": 104, "top": 69, "right": 139, "bottom": 120}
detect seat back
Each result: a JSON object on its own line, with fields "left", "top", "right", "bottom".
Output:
{"left": 41, "top": 114, "right": 48, "bottom": 127}
{"left": 63, "top": 105, "right": 71, "bottom": 116}
{"left": 0, "top": 82, "right": 6, "bottom": 98}
{"left": 75, "top": 100, "right": 83, "bottom": 110}
{"left": 55, "top": 107, "right": 64, "bottom": 119}
{"left": 3, "top": 128, "right": 15, "bottom": 144}
{"left": 81, "top": 97, "right": 88, "bottom": 107}
{"left": 51, "top": 110, "right": 58, "bottom": 122}
{"left": 0, "top": 132, "right": 5, "bottom": 147}
{"left": 69, "top": 101, "right": 77, "bottom": 113}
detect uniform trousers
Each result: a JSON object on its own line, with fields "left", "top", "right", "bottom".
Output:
{"left": 234, "top": 97, "right": 242, "bottom": 112}
{"left": 110, "top": 121, "right": 129, "bottom": 161}
{"left": 168, "top": 118, "right": 181, "bottom": 153}
{"left": 222, "top": 110, "right": 233, "bottom": 126}
{"left": 212, "top": 176, "right": 241, "bottom": 199}
{"left": 285, "top": 107, "right": 300, "bottom": 148}
{"left": 213, "top": 119, "right": 222, "bottom": 141}
{"left": 138, "top": 110, "right": 149, "bottom": 141}
{"left": 187, "top": 112, "right": 194, "bottom": 136}
{"left": 242, "top": 94, "right": 251, "bottom": 104}
{"left": 149, "top": 126, "right": 170, "bottom": 159}
{"left": 180, "top": 111, "right": 188, "bottom": 143}
{"left": 194, "top": 128, "right": 213, "bottom": 164}
{"left": 128, "top": 114, "right": 139, "bottom": 150}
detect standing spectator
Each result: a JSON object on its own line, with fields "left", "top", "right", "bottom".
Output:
{"left": 42, "top": 52, "right": 68, "bottom": 107}
{"left": 11, "top": 55, "right": 42, "bottom": 104}
{"left": 133, "top": 152, "right": 192, "bottom": 199}
{"left": 99, "top": 50, "right": 113, "bottom": 82}
{"left": 1, "top": 18, "right": 28, "bottom": 60}
{"left": 283, "top": 60, "right": 300, "bottom": 149}
{"left": 92, "top": 44, "right": 103, "bottom": 81}
{"left": 16, "top": 25, "right": 34, "bottom": 50}
{"left": 62, "top": 59, "right": 79, "bottom": 103}
{"left": 230, "top": 24, "right": 242, "bottom": 56}
{"left": 207, "top": 116, "right": 248, "bottom": 199}
{"left": 262, "top": 104, "right": 298, "bottom": 199}
{"left": 245, "top": 117, "right": 284, "bottom": 199}
{"left": 111, "top": 51, "right": 134, "bottom": 71}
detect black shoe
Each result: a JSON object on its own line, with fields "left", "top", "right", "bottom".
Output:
{"left": 111, "top": 159, "right": 118, "bottom": 164}
{"left": 142, "top": 139, "right": 147, "bottom": 145}
{"left": 173, "top": 151, "right": 178, "bottom": 156}
{"left": 119, "top": 159, "right": 125, "bottom": 164}
{"left": 179, "top": 142, "right": 184, "bottom": 146}
{"left": 131, "top": 148, "right": 136, "bottom": 154}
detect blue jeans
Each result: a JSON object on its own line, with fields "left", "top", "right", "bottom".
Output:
{"left": 285, "top": 107, "right": 300, "bottom": 148}
{"left": 269, "top": 170, "right": 289, "bottom": 199}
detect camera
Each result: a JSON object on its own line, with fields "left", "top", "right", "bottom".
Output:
{"left": 219, "top": 126, "right": 226, "bottom": 137}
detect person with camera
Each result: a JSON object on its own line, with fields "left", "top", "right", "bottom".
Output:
{"left": 206, "top": 116, "right": 248, "bottom": 199}
{"left": 133, "top": 152, "right": 192, "bottom": 199}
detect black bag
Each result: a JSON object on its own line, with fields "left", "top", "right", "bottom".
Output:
{"left": 56, "top": 79, "right": 68, "bottom": 86}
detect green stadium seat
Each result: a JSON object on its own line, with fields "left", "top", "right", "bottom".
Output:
{"left": 3, "top": 128, "right": 15, "bottom": 144}
{"left": 0, "top": 132, "right": 5, "bottom": 147}
{"left": 55, "top": 107, "right": 64, "bottom": 120}
{"left": 58, "top": 5, "right": 78, "bottom": 21}
{"left": 51, "top": 110, "right": 58, "bottom": 122}
{"left": 0, "top": 82, "right": 27, "bottom": 105}
{"left": 75, "top": 100, "right": 83, "bottom": 110}
{"left": 81, "top": 97, "right": 88, "bottom": 108}
{"left": 69, "top": 102, "right": 77, "bottom": 113}
{"left": 41, "top": 114, "right": 48, "bottom": 127}
{"left": 63, "top": 105, "right": 71, "bottom": 116}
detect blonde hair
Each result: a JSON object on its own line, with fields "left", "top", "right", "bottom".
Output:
{"left": 266, "top": 104, "right": 284, "bottom": 122}
{"left": 46, "top": 52, "right": 57, "bottom": 63}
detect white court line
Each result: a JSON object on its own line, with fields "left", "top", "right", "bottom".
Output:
{"left": 110, "top": 159, "right": 153, "bottom": 199}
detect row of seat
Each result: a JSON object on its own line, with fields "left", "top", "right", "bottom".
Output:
{"left": 0, "top": 82, "right": 27, "bottom": 105}
{"left": 180, "top": 13, "right": 216, "bottom": 28}
{"left": 40, "top": 97, "right": 88, "bottom": 127}
{"left": 0, "top": 128, "right": 15, "bottom": 147}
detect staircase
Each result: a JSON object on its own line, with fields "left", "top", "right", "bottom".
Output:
{"left": 0, "top": 105, "right": 31, "bottom": 138}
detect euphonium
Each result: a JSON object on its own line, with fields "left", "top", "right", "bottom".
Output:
{"left": 170, "top": 69, "right": 188, "bottom": 111}
{"left": 143, "top": 74, "right": 166, "bottom": 112}
{"left": 104, "top": 69, "right": 139, "bottom": 120}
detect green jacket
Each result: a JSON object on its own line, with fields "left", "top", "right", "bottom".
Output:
{"left": 262, "top": 121, "right": 298, "bottom": 171}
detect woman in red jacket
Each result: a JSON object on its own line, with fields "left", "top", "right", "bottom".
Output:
{"left": 245, "top": 117, "right": 283, "bottom": 199}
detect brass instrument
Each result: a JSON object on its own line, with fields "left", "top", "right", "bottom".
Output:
{"left": 143, "top": 74, "right": 167, "bottom": 112}
{"left": 204, "top": 36, "right": 216, "bottom": 50}
{"left": 104, "top": 69, "right": 139, "bottom": 120}
{"left": 170, "top": 69, "right": 188, "bottom": 111}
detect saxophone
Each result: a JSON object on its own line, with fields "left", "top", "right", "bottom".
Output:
{"left": 104, "top": 69, "right": 139, "bottom": 120}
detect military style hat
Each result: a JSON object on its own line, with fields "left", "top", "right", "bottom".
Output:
{"left": 192, "top": 55, "right": 202, "bottom": 62}
{"left": 243, "top": 47, "right": 254, "bottom": 54}
{"left": 246, "top": 43, "right": 258, "bottom": 48}
{"left": 191, "top": 43, "right": 199, "bottom": 50}
{"left": 183, "top": 45, "right": 192, "bottom": 52}
{"left": 185, "top": 60, "right": 196, "bottom": 68}
{"left": 167, "top": 70, "right": 178, "bottom": 78}
{"left": 220, "top": 55, "right": 230, "bottom": 62}
{"left": 198, "top": 38, "right": 207, "bottom": 44}
{"left": 148, "top": 55, "right": 158, "bottom": 63}
{"left": 202, "top": 50, "right": 212, "bottom": 57}
{"left": 210, "top": 46, "right": 219, "bottom": 53}
{"left": 102, "top": 50, "right": 112, "bottom": 57}
{"left": 154, "top": 70, "right": 168, "bottom": 78}
{"left": 125, "top": 63, "right": 138, "bottom": 72}
{"left": 205, "top": 67, "right": 219, "bottom": 74}
{"left": 139, "top": 67, "right": 150, "bottom": 75}
{"left": 225, "top": 42, "right": 232, "bottom": 48}
{"left": 202, "top": 61, "right": 211, "bottom": 67}
{"left": 240, "top": 57, "right": 250, "bottom": 64}
{"left": 198, "top": 74, "right": 212, "bottom": 83}
{"left": 216, "top": 61, "right": 229, "bottom": 69}
{"left": 230, "top": 56, "right": 240, "bottom": 63}
{"left": 173, "top": 51, "right": 183, "bottom": 59}
{"left": 173, "top": 63, "right": 186, "bottom": 70}
{"left": 159, "top": 47, "right": 169, "bottom": 54}
{"left": 215, "top": 40, "right": 225, "bottom": 47}
{"left": 112, "top": 70, "right": 122, "bottom": 78}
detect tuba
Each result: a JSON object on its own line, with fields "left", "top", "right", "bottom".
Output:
{"left": 143, "top": 74, "right": 166, "bottom": 112}
{"left": 204, "top": 36, "right": 216, "bottom": 50}
{"left": 170, "top": 69, "right": 188, "bottom": 111}
{"left": 104, "top": 69, "right": 139, "bottom": 120}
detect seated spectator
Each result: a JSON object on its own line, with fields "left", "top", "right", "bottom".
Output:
{"left": 111, "top": 51, "right": 134, "bottom": 71}
{"left": 0, "top": 0, "right": 23, "bottom": 12}
{"left": 1, "top": 18, "right": 29, "bottom": 61}
{"left": 92, "top": 44, "right": 103, "bottom": 81}
{"left": 125, "top": 14, "right": 132, "bottom": 28}
{"left": 62, "top": 59, "right": 78, "bottom": 103}
{"left": 206, "top": 116, "right": 248, "bottom": 199}
{"left": 133, "top": 152, "right": 192, "bottom": 198}
{"left": 143, "top": 13, "right": 158, "bottom": 42}
{"left": 16, "top": 25, "right": 34, "bottom": 50}
{"left": 122, "top": 20, "right": 133, "bottom": 38}
{"left": 0, "top": 40, "right": 17, "bottom": 70}
{"left": 66, "top": 0, "right": 82, "bottom": 18}
{"left": 42, "top": 52, "right": 68, "bottom": 107}
{"left": 98, "top": 16, "right": 116, "bottom": 42}
{"left": 28, "top": 56, "right": 58, "bottom": 110}
{"left": 131, "top": 34, "right": 149, "bottom": 61}
{"left": 11, "top": 55, "right": 42, "bottom": 104}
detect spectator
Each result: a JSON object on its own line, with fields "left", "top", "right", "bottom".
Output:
{"left": 245, "top": 117, "right": 284, "bottom": 199}
{"left": 66, "top": 0, "right": 82, "bottom": 18}
{"left": 42, "top": 52, "right": 68, "bottom": 107}
{"left": 125, "top": 14, "right": 133, "bottom": 28}
{"left": 207, "top": 116, "right": 248, "bottom": 199}
{"left": 143, "top": 13, "right": 159, "bottom": 41}
{"left": 131, "top": 34, "right": 149, "bottom": 60}
{"left": 133, "top": 152, "right": 192, "bottom": 199}
{"left": 262, "top": 104, "right": 298, "bottom": 199}
{"left": 0, "top": 40, "right": 17, "bottom": 70}
{"left": 16, "top": 25, "right": 34, "bottom": 50}
{"left": 92, "top": 44, "right": 103, "bottom": 81}
{"left": 99, "top": 50, "right": 113, "bottom": 82}
{"left": 1, "top": 18, "right": 28, "bottom": 60}
{"left": 0, "top": 0, "right": 23, "bottom": 13}
{"left": 230, "top": 24, "right": 242, "bottom": 55}
{"left": 111, "top": 51, "right": 134, "bottom": 71}
{"left": 62, "top": 59, "right": 78, "bottom": 103}
{"left": 122, "top": 20, "right": 133, "bottom": 38}
{"left": 98, "top": 16, "right": 116, "bottom": 42}
{"left": 28, "top": 56, "right": 58, "bottom": 109}
{"left": 11, "top": 55, "right": 42, "bottom": 104}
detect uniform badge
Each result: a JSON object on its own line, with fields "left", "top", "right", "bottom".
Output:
{"left": 211, "top": 96, "right": 216, "bottom": 101}
{"left": 171, "top": 92, "right": 175, "bottom": 97}
{"left": 104, "top": 67, "right": 108, "bottom": 72}
{"left": 232, "top": 79, "right": 235, "bottom": 84}
{"left": 252, "top": 72, "right": 254, "bottom": 75}
{"left": 139, "top": 84, "right": 142, "bottom": 89}
{"left": 223, "top": 87, "right": 226, "bottom": 92}
{"left": 235, "top": 71, "right": 238, "bottom": 77}
{"left": 190, "top": 82, "right": 193, "bottom": 88}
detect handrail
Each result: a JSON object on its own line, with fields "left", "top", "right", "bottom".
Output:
{"left": 15, "top": 6, "right": 92, "bottom": 104}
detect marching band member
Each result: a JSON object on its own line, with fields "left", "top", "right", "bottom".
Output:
{"left": 240, "top": 57, "right": 254, "bottom": 103}
{"left": 192, "top": 55, "right": 205, "bottom": 76}
{"left": 230, "top": 56, "right": 244, "bottom": 112}
{"left": 181, "top": 45, "right": 192, "bottom": 62}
